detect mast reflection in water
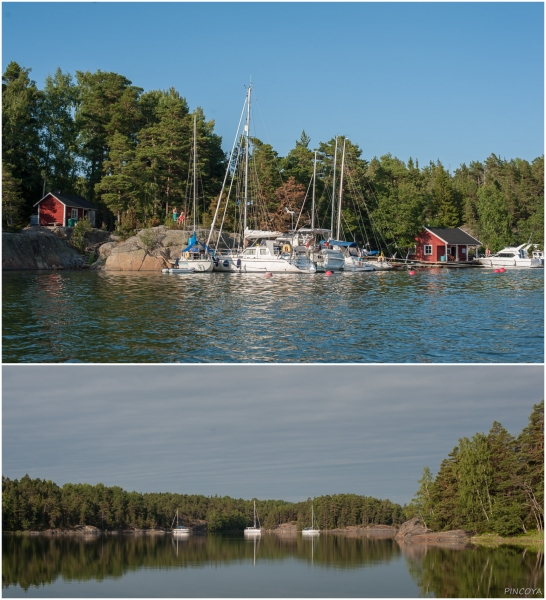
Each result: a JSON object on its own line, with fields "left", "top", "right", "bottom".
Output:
{"left": 2, "top": 532, "right": 543, "bottom": 597}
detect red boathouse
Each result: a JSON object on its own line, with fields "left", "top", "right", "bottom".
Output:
{"left": 33, "top": 192, "right": 97, "bottom": 227}
{"left": 411, "top": 227, "right": 482, "bottom": 263}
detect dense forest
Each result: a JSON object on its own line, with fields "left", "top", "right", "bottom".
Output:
{"left": 409, "top": 401, "right": 544, "bottom": 537}
{"left": 1, "top": 479, "right": 404, "bottom": 532}
{"left": 2, "top": 403, "right": 542, "bottom": 535}
{"left": 2, "top": 61, "right": 544, "bottom": 253}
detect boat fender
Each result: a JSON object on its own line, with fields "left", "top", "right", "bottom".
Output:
{"left": 223, "top": 260, "right": 229, "bottom": 268}
{"left": 236, "top": 259, "right": 241, "bottom": 268}
{"left": 282, "top": 243, "right": 291, "bottom": 253}
{"left": 184, "top": 251, "right": 190, "bottom": 259}
{"left": 213, "top": 258, "right": 219, "bottom": 267}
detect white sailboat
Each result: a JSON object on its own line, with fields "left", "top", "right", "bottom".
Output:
{"left": 244, "top": 500, "right": 262, "bottom": 536}
{"left": 328, "top": 138, "right": 374, "bottom": 272}
{"left": 211, "top": 84, "right": 316, "bottom": 274}
{"left": 171, "top": 509, "right": 191, "bottom": 535}
{"left": 302, "top": 504, "right": 320, "bottom": 536}
{"left": 164, "top": 114, "right": 214, "bottom": 274}
{"left": 286, "top": 150, "right": 344, "bottom": 272}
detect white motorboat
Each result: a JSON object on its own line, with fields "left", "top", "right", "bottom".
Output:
{"left": 477, "top": 244, "right": 544, "bottom": 269}
{"left": 329, "top": 241, "right": 375, "bottom": 272}
{"left": 244, "top": 501, "right": 262, "bottom": 536}
{"left": 302, "top": 504, "right": 320, "bottom": 536}
{"left": 171, "top": 510, "right": 191, "bottom": 535}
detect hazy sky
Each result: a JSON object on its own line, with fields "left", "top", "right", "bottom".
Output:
{"left": 2, "top": 2, "right": 543, "bottom": 169}
{"left": 3, "top": 365, "right": 542, "bottom": 505}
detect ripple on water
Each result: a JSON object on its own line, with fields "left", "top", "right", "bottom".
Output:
{"left": 2, "top": 269, "right": 543, "bottom": 363}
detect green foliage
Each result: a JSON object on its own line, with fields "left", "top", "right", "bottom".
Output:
{"left": 413, "top": 402, "right": 544, "bottom": 537}
{"left": 137, "top": 228, "right": 159, "bottom": 252}
{"left": 409, "top": 467, "right": 435, "bottom": 528}
{"left": 71, "top": 217, "right": 93, "bottom": 253}
{"left": 1, "top": 62, "right": 543, "bottom": 244}
{"left": 2, "top": 62, "right": 42, "bottom": 216}
{"left": 476, "top": 183, "right": 513, "bottom": 251}
{"left": 2, "top": 161, "right": 25, "bottom": 229}
{"left": 2, "top": 478, "right": 404, "bottom": 533}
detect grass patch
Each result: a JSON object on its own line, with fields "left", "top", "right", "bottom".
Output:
{"left": 471, "top": 531, "right": 544, "bottom": 547}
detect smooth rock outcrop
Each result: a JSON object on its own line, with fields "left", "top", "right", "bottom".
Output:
{"left": 395, "top": 516, "right": 470, "bottom": 545}
{"left": 103, "top": 226, "right": 223, "bottom": 271}
{"left": 101, "top": 226, "right": 242, "bottom": 271}
{"left": 3, "top": 228, "right": 85, "bottom": 270}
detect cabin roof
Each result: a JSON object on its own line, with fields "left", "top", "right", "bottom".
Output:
{"left": 34, "top": 192, "right": 97, "bottom": 210}
{"left": 424, "top": 227, "right": 482, "bottom": 246}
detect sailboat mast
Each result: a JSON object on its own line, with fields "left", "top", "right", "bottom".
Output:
{"left": 336, "top": 138, "right": 346, "bottom": 240}
{"left": 243, "top": 84, "right": 252, "bottom": 242}
{"left": 330, "top": 137, "right": 338, "bottom": 236}
{"left": 193, "top": 114, "right": 197, "bottom": 232}
{"left": 311, "top": 151, "right": 317, "bottom": 230}
{"left": 206, "top": 96, "right": 248, "bottom": 247}
{"left": 253, "top": 500, "right": 256, "bottom": 528}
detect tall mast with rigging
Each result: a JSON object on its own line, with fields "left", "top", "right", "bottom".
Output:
{"left": 330, "top": 137, "right": 338, "bottom": 236}
{"left": 336, "top": 138, "right": 346, "bottom": 240}
{"left": 192, "top": 113, "right": 197, "bottom": 232}
{"left": 311, "top": 151, "right": 317, "bottom": 230}
{"left": 243, "top": 83, "right": 252, "bottom": 242}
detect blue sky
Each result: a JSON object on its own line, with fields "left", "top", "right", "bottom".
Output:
{"left": 3, "top": 365, "right": 543, "bottom": 505}
{"left": 2, "top": 2, "right": 543, "bottom": 170}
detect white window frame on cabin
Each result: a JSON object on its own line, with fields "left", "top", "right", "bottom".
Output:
{"left": 424, "top": 245, "right": 433, "bottom": 256}
{"left": 71, "top": 208, "right": 78, "bottom": 219}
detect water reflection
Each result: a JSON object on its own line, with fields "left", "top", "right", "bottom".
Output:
{"left": 2, "top": 534, "right": 542, "bottom": 597}
{"left": 400, "top": 542, "right": 544, "bottom": 598}
{"left": 3, "top": 269, "right": 543, "bottom": 362}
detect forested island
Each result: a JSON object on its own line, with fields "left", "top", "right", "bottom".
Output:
{"left": 408, "top": 401, "right": 543, "bottom": 538}
{"left": 2, "top": 62, "right": 544, "bottom": 254}
{"left": 3, "top": 402, "right": 542, "bottom": 540}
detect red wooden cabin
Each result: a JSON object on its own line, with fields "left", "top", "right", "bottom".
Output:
{"left": 33, "top": 192, "right": 97, "bottom": 227}
{"left": 411, "top": 227, "right": 482, "bottom": 263}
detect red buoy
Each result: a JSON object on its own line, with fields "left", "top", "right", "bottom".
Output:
{"left": 494, "top": 269, "right": 500, "bottom": 273}
{"left": 408, "top": 270, "right": 415, "bottom": 276}
{"left": 499, "top": 267, "right": 506, "bottom": 273}
{"left": 325, "top": 270, "right": 333, "bottom": 276}
{"left": 265, "top": 272, "right": 272, "bottom": 278}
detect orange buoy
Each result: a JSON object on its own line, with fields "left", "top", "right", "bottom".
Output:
{"left": 325, "top": 270, "right": 333, "bottom": 276}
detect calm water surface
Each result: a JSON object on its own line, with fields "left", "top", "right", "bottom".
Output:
{"left": 2, "top": 533, "right": 543, "bottom": 598}
{"left": 2, "top": 269, "right": 543, "bottom": 362}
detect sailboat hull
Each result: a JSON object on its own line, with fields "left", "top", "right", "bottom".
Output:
{"left": 213, "top": 254, "right": 316, "bottom": 273}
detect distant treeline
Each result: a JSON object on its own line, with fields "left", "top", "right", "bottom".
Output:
{"left": 409, "top": 401, "right": 544, "bottom": 536}
{"left": 1, "top": 478, "right": 404, "bottom": 532}
{"left": 3, "top": 61, "right": 543, "bottom": 252}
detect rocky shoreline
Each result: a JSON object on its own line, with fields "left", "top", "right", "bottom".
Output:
{"left": 3, "top": 518, "right": 473, "bottom": 545}
{"left": 2, "top": 226, "right": 114, "bottom": 270}
{"left": 2, "top": 225, "right": 236, "bottom": 272}
{"left": 394, "top": 516, "right": 471, "bottom": 546}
